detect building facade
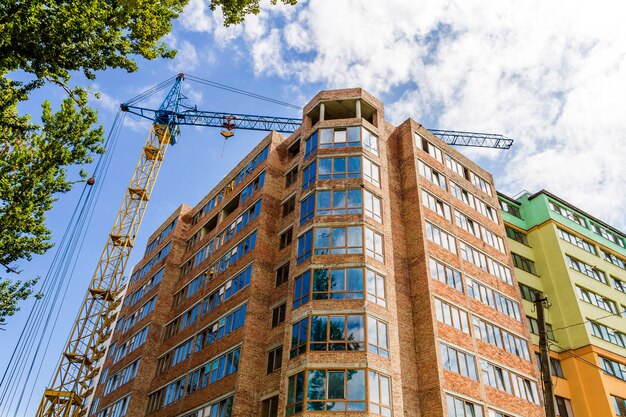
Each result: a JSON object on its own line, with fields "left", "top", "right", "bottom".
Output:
{"left": 499, "top": 191, "right": 626, "bottom": 417}
{"left": 89, "top": 89, "right": 544, "bottom": 417}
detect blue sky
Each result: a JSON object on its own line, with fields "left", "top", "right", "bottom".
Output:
{"left": 2, "top": 0, "right": 626, "bottom": 415}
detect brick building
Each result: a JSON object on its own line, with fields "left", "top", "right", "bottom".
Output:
{"left": 89, "top": 89, "right": 545, "bottom": 417}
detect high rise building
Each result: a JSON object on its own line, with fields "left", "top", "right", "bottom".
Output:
{"left": 499, "top": 191, "right": 626, "bottom": 417}
{"left": 90, "top": 89, "right": 544, "bottom": 417}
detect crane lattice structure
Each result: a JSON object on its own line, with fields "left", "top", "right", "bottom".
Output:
{"left": 35, "top": 73, "right": 514, "bottom": 417}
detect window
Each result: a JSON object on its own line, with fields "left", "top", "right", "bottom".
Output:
{"left": 614, "top": 395, "right": 626, "bottom": 416}
{"left": 200, "top": 264, "right": 252, "bottom": 316}
{"left": 444, "top": 154, "right": 464, "bottom": 176}
{"left": 512, "top": 253, "right": 538, "bottom": 275}
{"left": 365, "top": 228, "right": 385, "bottom": 262}
{"left": 276, "top": 262, "right": 290, "bottom": 287}
{"left": 299, "top": 193, "right": 315, "bottom": 225}
{"left": 557, "top": 227, "right": 596, "bottom": 254}
{"left": 602, "top": 249, "right": 626, "bottom": 270}
{"left": 302, "top": 161, "right": 316, "bottom": 190}
{"left": 297, "top": 230, "right": 313, "bottom": 264}
{"left": 481, "top": 360, "right": 513, "bottom": 394}
{"left": 367, "top": 316, "right": 389, "bottom": 358}
{"left": 171, "top": 339, "right": 194, "bottom": 367}
{"left": 555, "top": 396, "right": 574, "bottom": 417}
{"left": 241, "top": 172, "right": 266, "bottom": 204}
{"left": 510, "top": 373, "right": 540, "bottom": 404}
{"left": 290, "top": 317, "right": 308, "bottom": 357}
{"left": 590, "top": 320, "right": 626, "bottom": 348}
{"left": 287, "top": 167, "right": 300, "bottom": 188}
{"left": 499, "top": 199, "right": 522, "bottom": 218}
{"left": 535, "top": 353, "right": 565, "bottom": 378}
{"left": 418, "top": 160, "right": 446, "bottom": 190}
{"left": 288, "top": 139, "right": 300, "bottom": 159}
{"left": 614, "top": 276, "right": 626, "bottom": 293}
{"left": 286, "top": 371, "right": 305, "bottom": 415}
{"left": 279, "top": 227, "right": 293, "bottom": 249}
{"left": 366, "top": 269, "right": 386, "bottom": 307}
{"left": 282, "top": 195, "right": 296, "bottom": 216}
{"left": 416, "top": 134, "right": 443, "bottom": 162}
{"left": 145, "top": 218, "right": 177, "bottom": 256}
{"left": 305, "top": 369, "right": 366, "bottom": 411}
{"left": 470, "top": 171, "right": 493, "bottom": 196}
{"left": 577, "top": 286, "right": 617, "bottom": 313}
{"left": 363, "top": 157, "right": 381, "bottom": 187}
{"left": 96, "top": 395, "right": 129, "bottom": 417}
{"left": 450, "top": 181, "right": 475, "bottom": 209}
{"left": 293, "top": 271, "right": 311, "bottom": 308}
{"left": 90, "top": 397, "right": 100, "bottom": 416}
{"left": 446, "top": 394, "right": 483, "bottom": 417}
{"left": 425, "top": 222, "right": 457, "bottom": 254}
{"left": 519, "top": 283, "right": 539, "bottom": 302}
{"left": 421, "top": 189, "right": 451, "bottom": 220}
{"left": 319, "top": 126, "right": 361, "bottom": 148}
{"left": 549, "top": 201, "right": 586, "bottom": 227}
{"left": 467, "top": 278, "right": 521, "bottom": 321}
{"left": 315, "top": 226, "right": 363, "bottom": 255}
{"left": 506, "top": 225, "right": 529, "bottom": 246}
{"left": 193, "top": 304, "right": 247, "bottom": 353}
{"left": 316, "top": 189, "right": 362, "bottom": 216}
{"left": 310, "top": 314, "right": 365, "bottom": 352}
{"left": 262, "top": 396, "right": 279, "bottom": 417}
{"left": 527, "top": 316, "right": 556, "bottom": 341}
{"left": 429, "top": 257, "right": 463, "bottom": 292}
{"left": 266, "top": 346, "right": 283, "bottom": 374}
{"left": 434, "top": 298, "right": 469, "bottom": 334}
{"left": 455, "top": 210, "right": 505, "bottom": 252}
{"left": 566, "top": 255, "right": 608, "bottom": 284}
{"left": 362, "top": 128, "right": 379, "bottom": 155}
{"left": 271, "top": 303, "right": 286, "bottom": 328}
{"left": 318, "top": 156, "right": 362, "bottom": 179}
{"left": 304, "top": 131, "right": 318, "bottom": 159}
{"left": 591, "top": 222, "right": 625, "bottom": 247}
{"left": 460, "top": 241, "right": 512, "bottom": 284}
{"left": 364, "top": 190, "right": 382, "bottom": 222}
{"left": 311, "top": 268, "right": 364, "bottom": 300}
{"left": 368, "top": 371, "right": 392, "bottom": 416}
{"left": 440, "top": 343, "right": 478, "bottom": 380}
{"left": 474, "top": 317, "right": 530, "bottom": 360}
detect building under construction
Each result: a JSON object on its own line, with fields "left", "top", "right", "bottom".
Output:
{"left": 84, "top": 87, "right": 545, "bottom": 417}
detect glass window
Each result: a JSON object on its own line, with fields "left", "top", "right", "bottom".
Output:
{"left": 435, "top": 298, "right": 469, "bottom": 334}
{"left": 366, "top": 269, "right": 386, "bottom": 307}
{"left": 266, "top": 346, "right": 283, "bottom": 374}
{"left": 297, "top": 230, "right": 313, "bottom": 264}
{"left": 300, "top": 194, "right": 315, "bottom": 225}
{"left": 310, "top": 314, "right": 364, "bottom": 351}
{"left": 417, "top": 134, "right": 443, "bottom": 162}
{"left": 312, "top": 268, "right": 364, "bottom": 300}
{"left": 315, "top": 226, "right": 363, "bottom": 255}
{"left": 362, "top": 127, "right": 379, "bottom": 155}
{"left": 429, "top": 257, "right": 463, "bottom": 292}
{"left": 418, "top": 160, "right": 446, "bottom": 190}
{"left": 304, "top": 132, "right": 318, "bottom": 159}
{"left": 566, "top": 255, "right": 608, "bottom": 284}
{"left": 612, "top": 395, "right": 626, "bottom": 416}
{"left": 367, "top": 316, "right": 389, "bottom": 358}
{"left": 302, "top": 161, "right": 316, "bottom": 190}
{"left": 286, "top": 371, "right": 305, "bottom": 416}
{"left": 271, "top": 303, "right": 286, "bottom": 328}
{"left": 318, "top": 156, "right": 362, "bottom": 179}
{"left": 440, "top": 343, "right": 478, "bottom": 381}
{"left": 446, "top": 394, "right": 484, "bottom": 417}
{"left": 317, "top": 189, "right": 362, "bottom": 216}
{"left": 290, "top": 317, "right": 309, "bottom": 358}
{"left": 365, "top": 228, "right": 384, "bottom": 262}
{"left": 306, "top": 370, "right": 366, "bottom": 412}
{"left": 506, "top": 225, "right": 529, "bottom": 246}
{"left": 363, "top": 157, "right": 381, "bottom": 187}
{"left": 512, "top": 253, "right": 538, "bottom": 275}
{"left": 425, "top": 222, "right": 457, "bottom": 254}
{"left": 368, "top": 371, "right": 392, "bottom": 417}
{"left": 364, "top": 190, "right": 382, "bottom": 222}
{"left": 293, "top": 271, "right": 311, "bottom": 308}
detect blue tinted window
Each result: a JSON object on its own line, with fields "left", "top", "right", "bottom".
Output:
{"left": 297, "top": 230, "right": 313, "bottom": 264}
{"left": 300, "top": 194, "right": 315, "bottom": 225}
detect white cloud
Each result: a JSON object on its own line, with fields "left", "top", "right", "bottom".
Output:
{"left": 168, "top": 39, "right": 200, "bottom": 72}
{"left": 180, "top": 0, "right": 213, "bottom": 32}
{"left": 218, "top": 0, "right": 626, "bottom": 229}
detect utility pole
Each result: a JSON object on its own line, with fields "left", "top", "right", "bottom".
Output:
{"left": 534, "top": 291, "right": 556, "bottom": 417}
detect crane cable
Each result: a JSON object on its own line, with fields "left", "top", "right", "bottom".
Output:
{"left": 0, "top": 110, "right": 125, "bottom": 417}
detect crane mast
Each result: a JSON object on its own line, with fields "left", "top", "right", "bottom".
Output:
{"left": 34, "top": 73, "right": 514, "bottom": 417}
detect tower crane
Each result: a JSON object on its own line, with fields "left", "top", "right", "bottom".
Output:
{"left": 34, "top": 73, "right": 513, "bottom": 417}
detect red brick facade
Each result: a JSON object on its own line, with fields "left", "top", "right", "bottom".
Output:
{"left": 91, "top": 89, "right": 545, "bottom": 417}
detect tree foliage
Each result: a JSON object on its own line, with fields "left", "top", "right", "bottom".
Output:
{"left": 213, "top": 0, "right": 298, "bottom": 26}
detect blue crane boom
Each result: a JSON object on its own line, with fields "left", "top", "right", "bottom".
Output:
{"left": 120, "top": 74, "right": 514, "bottom": 149}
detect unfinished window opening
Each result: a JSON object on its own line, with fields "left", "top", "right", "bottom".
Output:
{"left": 221, "top": 194, "right": 241, "bottom": 219}
{"left": 288, "top": 140, "right": 300, "bottom": 159}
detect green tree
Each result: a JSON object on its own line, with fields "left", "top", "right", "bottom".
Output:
{"left": 213, "top": 0, "right": 298, "bottom": 26}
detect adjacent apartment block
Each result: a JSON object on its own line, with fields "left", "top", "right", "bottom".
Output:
{"left": 499, "top": 191, "right": 626, "bottom": 417}
{"left": 89, "top": 89, "right": 544, "bottom": 417}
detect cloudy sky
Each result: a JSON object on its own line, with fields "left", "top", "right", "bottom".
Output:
{"left": 2, "top": 0, "right": 625, "bottom": 415}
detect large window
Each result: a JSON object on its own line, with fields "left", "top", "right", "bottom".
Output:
{"left": 302, "top": 161, "right": 316, "bottom": 190}
{"left": 364, "top": 190, "right": 382, "bottom": 222}
{"left": 297, "top": 230, "right": 313, "bottom": 264}
{"left": 367, "top": 316, "right": 389, "bottom": 358}
{"left": 363, "top": 158, "right": 381, "bottom": 187}
{"left": 304, "top": 131, "right": 318, "bottom": 159}
{"left": 566, "top": 255, "right": 608, "bottom": 284}
{"left": 527, "top": 316, "right": 556, "bottom": 341}
{"left": 290, "top": 317, "right": 309, "bottom": 358}
{"left": 425, "top": 222, "right": 457, "bottom": 254}
{"left": 293, "top": 267, "right": 386, "bottom": 308}
{"left": 267, "top": 346, "right": 283, "bottom": 374}
{"left": 429, "top": 257, "right": 463, "bottom": 292}
{"left": 365, "top": 228, "right": 385, "bottom": 262}
{"left": 601, "top": 249, "right": 626, "bottom": 270}
{"left": 577, "top": 286, "right": 618, "bottom": 313}
{"left": 460, "top": 241, "right": 512, "bottom": 284}
{"left": 613, "top": 395, "right": 626, "bottom": 416}
{"left": 418, "top": 160, "right": 446, "bottom": 190}
{"left": 446, "top": 394, "right": 483, "bottom": 417}
{"left": 287, "top": 370, "right": 367, "bottom": 413}
{"left": 500, "top": 199, "right": 522, "bottom": 219}
{"left": 310, "top": 314, "right": 365, "bottom": 351}
{"left": 506, "top": 225, "right": 529, "bottom": 246}
{"left": 434, "top": 298, "right": 469, "bottom": 334}
{"left": 315, "top": 226, "right": 363, "bottom": 255}
{"left": 421, "top": 189, "right": 451, "bottom": 221}
{"left": 466, "top": 278, "right": 521, "bottom": 321}
{"left": 318, "top": 156, "right": 362, "bottom": 179}
{"left": 416, "top": 134, "right": 443, "bottom": 162}
{"left": 368, "top": 371, "right": 392, "bottom": 416}
{"left": 590, "top": 320, "right": 626, "bottom": 348}
{"left": 482, "top": 360, "right": 540, "bottom": 404}
{"left": 549, "top": 201, "right": 586, "bottom": 227}
{"left": 557, "top": 227, "right": 596, "bottom": 254}
{"left": 318, "top": 126, "right": 379, "bottom": 155}
{"left": 511, "top": 253, "right": 538, "bottom": 275}
{"left": 455, "top": 210, "right": 505, "bottom": 252}
{"left": 591, "top": 222, "right": 625, "bottom": 248}
{"left": 440, "top": 342, "right": 478, "bottom": 380}
{"left": 316, "top": 189, "right": 362, "bottom": 216}
{"left": 473, "top": 317, "right": 530, "bottom": 360}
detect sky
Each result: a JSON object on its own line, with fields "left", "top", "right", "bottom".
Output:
{"left": 2, "top": 0, "right": 626, "bottom": 415}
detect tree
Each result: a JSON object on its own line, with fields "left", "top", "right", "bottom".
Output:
{"left": 0, "top": 0, "right": 298, "bottom": 326}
